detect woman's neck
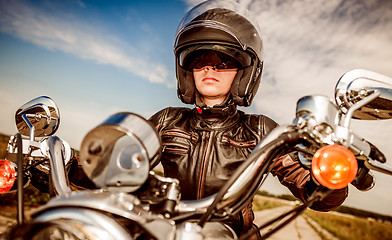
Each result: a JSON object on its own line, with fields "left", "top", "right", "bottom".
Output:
{"left": 201, "top": 96, "right": 226, "bottom": 107}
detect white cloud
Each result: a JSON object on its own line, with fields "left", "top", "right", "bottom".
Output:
{"left": 57, "top": 100, "right": 127, "bottom": 149}
{"left": 250, "top": 0, "right": 392, "bottom": 121}
{"left": 249, "top": 0, "right": 392, "bottom": 150}
{"left": 249, "top": 0, "right": 392, "bottom": 215}
{"left": 184, "top": 0, "right": 392, "bottom": 214}
{"left": 183, "top": 0, "right": 205, "bottom": 9}
{"left": 0, "top": 0, "right": 173, "bottom": 86}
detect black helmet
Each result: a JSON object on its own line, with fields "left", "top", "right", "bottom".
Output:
{"left": 174, "top": 0, "right": 263, "bottom": 107}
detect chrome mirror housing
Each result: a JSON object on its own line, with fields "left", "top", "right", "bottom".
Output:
{"left": 80, "top": 112, "right": 161, "bottom": 192}
{"left": 15, "top": 96, "right": 60, "bottom": 140}
{"left": 335, "top": 69, "right": 392, "bottom": 120}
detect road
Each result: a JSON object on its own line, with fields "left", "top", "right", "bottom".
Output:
{"left": 0, "top": 214, "right": 15, "bottom": 236}
{"left": 254, "top": 206, "right": 337, "bottom": 240}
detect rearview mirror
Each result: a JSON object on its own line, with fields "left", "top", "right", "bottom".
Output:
{"left": 335, "top": 69, "right": 392, "bottom": 120}
{"left": 15, "top": 96, "right": 60, "bottom": 140}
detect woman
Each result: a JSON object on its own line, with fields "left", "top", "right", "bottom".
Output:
{"left": 149, "top": 0, "right": 347, "bottom": 238}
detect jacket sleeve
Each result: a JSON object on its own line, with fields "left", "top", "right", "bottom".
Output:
{"left": 270, "top": 154, "right": 348, "bottom": 211}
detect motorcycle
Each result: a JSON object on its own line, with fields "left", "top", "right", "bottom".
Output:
{"left": 1, "top": 69, "right": 392, "bottom": 239}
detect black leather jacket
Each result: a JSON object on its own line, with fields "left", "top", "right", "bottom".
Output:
{"left": 149, "top": 105, "right": 347, "bottom": 235}
{"left": 150, "top": 105, "right": 278, "bottom": 200}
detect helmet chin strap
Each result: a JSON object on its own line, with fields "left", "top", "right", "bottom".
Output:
{"left": 194, "top": 92, "right": 236, "bottom": 116}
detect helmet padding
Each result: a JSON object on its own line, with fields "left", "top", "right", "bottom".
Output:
{"left": 231, "top": 62, "right": 262, "bottom": 106}
{"left": 177, "top": 68, "right": 196, "bottom": 104}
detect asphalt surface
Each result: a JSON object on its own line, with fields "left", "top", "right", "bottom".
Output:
{"left": 0, "top": 215, "right": 15, "bottom": 236}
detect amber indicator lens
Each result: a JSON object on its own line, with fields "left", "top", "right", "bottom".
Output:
{"left": 0, "top": 159, "right": 16, "bottom": 193}
{"left": 312, "top": 145, "right": 358, "bottom": 189}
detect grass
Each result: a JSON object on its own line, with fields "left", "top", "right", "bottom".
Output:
{"left": 253, "top": 195, "right": 392, "bottom": 240}
{"left": 305, "top": 209, "right": 392, "bottom": 240}
{"left": 252, "top": 195, "right": 288, "bottom": 211}
{"left": 0, "top": 133, "right": 9, "bottom": 159}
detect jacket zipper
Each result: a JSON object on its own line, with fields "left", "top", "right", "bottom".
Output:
{"left": 222, "top": 137, "right": 257, "bottom": 148}
{"left": 162, "top": 129, "right": 198, "bottom": 142}
{"left": 162, "top": 142, "right": 188, "bottom": 153}
{"left": 197, "top": 131, "right": 214, "bottom": 199}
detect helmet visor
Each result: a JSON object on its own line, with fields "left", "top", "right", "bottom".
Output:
{"left": 174, "top": 0, "right": 263, "bottom": 60}
{"left": 179, "top": 44, "right": 253, "bottom": 71}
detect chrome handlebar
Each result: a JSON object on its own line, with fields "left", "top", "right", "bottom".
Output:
{"left": 46, "top": 136, "right": 73, "bottom": 196}
{"left": 177, "top": 125, "right": 294, "bottom": 214}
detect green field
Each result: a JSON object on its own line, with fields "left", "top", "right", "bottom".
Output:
{"left": 252, "top": 195, "right": 392, "bottom": 240}
{"left": 305, "top": 209, "right": 392, "bottom": 240}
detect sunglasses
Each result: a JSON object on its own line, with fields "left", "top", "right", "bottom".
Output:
{"left": 179, "top": 44, "right": 253, "bottom": 71}
{"left": 191, "top": 51, "right": 239, "bottom": 71}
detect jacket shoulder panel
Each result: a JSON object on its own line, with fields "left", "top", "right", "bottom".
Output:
{"left": 238, "top": 111, "right": 278, "bottom": 137}
{"left": 149, "top": 107, "right": 193, "bottom": 131}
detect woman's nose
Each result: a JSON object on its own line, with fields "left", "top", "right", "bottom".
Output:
{"left": 203, "top": 66, "right": 217, "bottom": 72}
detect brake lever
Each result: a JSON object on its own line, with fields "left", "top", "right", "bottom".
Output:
{"left": 368, "top": 142, "right": 386, "bottom": 163}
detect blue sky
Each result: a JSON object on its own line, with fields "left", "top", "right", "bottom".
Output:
{"left": 1, "top": 0, "right": 392, "bottom": 216}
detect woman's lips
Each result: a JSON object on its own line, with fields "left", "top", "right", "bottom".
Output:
{"left": 202, "top": 77, "right": 218, "bottom": 83}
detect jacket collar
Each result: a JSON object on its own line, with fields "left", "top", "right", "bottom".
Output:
{"left": 191, "top": 104, "right": 240, "bottom": 131}
{"left": 194, "top": 92, "right": 237, "bottom": 117}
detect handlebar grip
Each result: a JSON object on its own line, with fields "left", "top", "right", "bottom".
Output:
{"left": 369, "top": 142, "right": 386, "bottom": 163}
{"left": 351, "top": 166, "right": 374, "bottom": 191}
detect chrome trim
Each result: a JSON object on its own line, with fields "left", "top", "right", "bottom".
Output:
{"left": 177, "top": 125, "right": 293, "bottom": 213}
{"left": 80, "top": 112, "right": 160, "bottom": 192}
{"left": 21, "top": 114, "right": 35, "bottom": 141}
{"left": 34, "top": 191, "right": 176, "bottom": 240}
{"left": 335, "top": 69, "right": 392, "bottom": 120}
{"left": 47, "top": 136, "right": 72, "bottom": 196}
{"left": 15, "top": 96, "right": 60, "bottom": 138}
{"left": 34, "top": 208, "right": 133, "bottom": 240}
{"left": 342, "top": 90, "right": 380, "bottom": 127}
{"left": 365, "top": 158, "right": 392, "bottom": 175}
{"left": 296, "top": 95, "right": 339, "bottom": 131}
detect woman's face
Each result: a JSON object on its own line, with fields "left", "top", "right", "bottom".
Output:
{"left": 189, "top": 51, "right": 239, "bottom": 107}
{"left": 193, "top": 66, "right": 237, "bottom": 107}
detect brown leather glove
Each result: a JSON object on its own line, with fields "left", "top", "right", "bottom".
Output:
{"left": 271, "top": 154, "right": 348, "bottom": 212}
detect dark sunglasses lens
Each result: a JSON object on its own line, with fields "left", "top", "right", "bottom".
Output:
{"left": 188, "top": 51, "right": 239, "bottom": 70}
{"left": 215, "top": 60, "right": 238, "bottom": 69}
{"left": 179, "top": 45, "right": 253, "bottom": 71}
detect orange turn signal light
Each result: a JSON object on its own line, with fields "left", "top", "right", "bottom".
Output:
{"left": 0, "top": 159, "right": 16, "bottom": 193}
{"left": 312, "top": 145, "right": 358, "bottom": 189}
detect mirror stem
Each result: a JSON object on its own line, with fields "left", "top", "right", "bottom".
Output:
{"left": 343, "top": 90, "right": 380, "bottom": 128}
{"left": 22, "top": 114, "right": 35, "bottom": 141}
{"left": 16, "top": 133, "right": 25, "bottom": 224}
